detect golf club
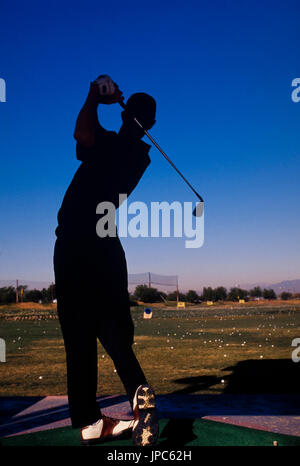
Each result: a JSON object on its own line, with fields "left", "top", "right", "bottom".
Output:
{"left": 118, "top": 100, "right": 204, "bottom": 217}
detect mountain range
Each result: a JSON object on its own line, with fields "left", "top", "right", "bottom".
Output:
{"left": 240, "top": 279, "right": 300, "bottom": 294}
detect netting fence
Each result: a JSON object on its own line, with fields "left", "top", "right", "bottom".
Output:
{"left": 1, "top": 275, "right": 179, "bottom": 300}
{"left": 128, "top": 272, "right": 178, "bottom": 292}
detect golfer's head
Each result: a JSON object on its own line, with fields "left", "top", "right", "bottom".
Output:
{"left": 121, "top": 93, "right": 156, "bottom": 131}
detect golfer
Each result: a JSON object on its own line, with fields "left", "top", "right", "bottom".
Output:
{"left": 54, "top": 75, "right": 158, "bottom": 446}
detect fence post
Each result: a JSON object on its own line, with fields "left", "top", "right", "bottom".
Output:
{"left": 16, "top": 279, "right": 19, "bottom": 303}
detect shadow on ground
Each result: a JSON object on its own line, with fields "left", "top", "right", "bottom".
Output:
{"left": 1, "top": 359, "right": 299, "bottom": 438}
{"left": 158, "top": 419, "right": 197, "bottom": 446}
{"left": 171, "top": 359, "right": 299, "bottom": 394}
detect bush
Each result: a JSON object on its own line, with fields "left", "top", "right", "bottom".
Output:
{"left": 134, "top": 285, "right": 162, "bottom": 303}
{"left": 166, "top": 292, "right": 186, "bottom": 301}
{"left": 186, "top": 290, "right": 200, "bottom": 303}
{"left": 0, "top": 287, "right": 16, "bottom": 304}
{"left": 263, "top": 288, "right": 277, "bottom": 300}
{"left": 280, "top": 292, "right": 293, "bottom": 300}
{"left": 227, "top": 287, "right": 248, "bottom": 302}
{"left": 214, "top": 286, "right": 228, "bottom": 301}
{"left": 24, "top": 289, "right": 43, "bottom": 303}
{"left": 23, "top": 284, "right": 56, "bottom": 303}
{"left": 201, "top": 287, "right": 214, "bottom": 301}
{"left": 249, "top": 286, "right": 263, "bottom": 298}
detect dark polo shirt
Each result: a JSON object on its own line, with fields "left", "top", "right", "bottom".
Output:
{"left": 55, "top": 126, "right": 151, "bottom": 241}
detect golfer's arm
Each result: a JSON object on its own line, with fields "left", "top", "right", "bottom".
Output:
{"left": 73, "top": 98, "right": 100, "bottom": 147}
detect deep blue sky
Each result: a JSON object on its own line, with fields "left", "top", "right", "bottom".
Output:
{"left": 0, "top": 0, "right": 299, "bottom": 290}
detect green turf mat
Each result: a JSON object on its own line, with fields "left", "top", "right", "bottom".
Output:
{"left": 1, "top": 419, "right": 300, "bottom": 446}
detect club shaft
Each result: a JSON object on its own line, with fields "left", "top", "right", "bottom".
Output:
{"left": 119, "top": 100, "right": 204, "bottom": 203}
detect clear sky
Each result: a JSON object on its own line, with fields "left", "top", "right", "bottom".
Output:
{"left": 0, "top": 0, "right": 299, "bottom": 291}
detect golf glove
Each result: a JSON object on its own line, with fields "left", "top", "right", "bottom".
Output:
{"left": 93, "top": 75, "right": 116, "bottom": 96}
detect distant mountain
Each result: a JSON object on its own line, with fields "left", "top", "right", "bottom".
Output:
{"left": 176, "top": 280, "right": 300, "bottom": 295}
{"left": 266, "top": 279, "right": 300, "bottom": 294}
{"left": 242, "top": 279, "right": 300, "bottom": 294}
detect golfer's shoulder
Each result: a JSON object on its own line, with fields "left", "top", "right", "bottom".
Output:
{"left": 76, "top": 127, "right": 117, "bottom": 162}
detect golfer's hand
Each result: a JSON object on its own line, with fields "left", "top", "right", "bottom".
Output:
{"left": 88, "top": 75, "right": 124, "bottom": 105}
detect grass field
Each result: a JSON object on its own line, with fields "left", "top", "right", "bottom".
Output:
{"left": 0, "top": 301, "right": 299, "bottom": 396}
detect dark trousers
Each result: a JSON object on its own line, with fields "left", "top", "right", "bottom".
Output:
{"left": 54, "top": 236, "right": 147, "bottom": 428}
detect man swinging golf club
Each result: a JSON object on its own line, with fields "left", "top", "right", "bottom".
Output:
{"left": 54, "top": 75, "right": 158, "bottom": 446}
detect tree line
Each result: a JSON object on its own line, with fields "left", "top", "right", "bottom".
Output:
{"left": 132, "top": 284, "right": 298, "bottom": 304}
{"left": 0, "top": 283, "right": 298, "bottom": 305}
{"left": 0, "top": 284, "right": 56, "bottom": 304}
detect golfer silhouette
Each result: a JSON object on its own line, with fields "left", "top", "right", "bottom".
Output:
{"left": 54, "top": 75, "right": 158, "bottom": 446}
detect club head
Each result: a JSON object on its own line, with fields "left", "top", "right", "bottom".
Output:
{"left": 193, "top": 202, "right": 204, "bottom": 217}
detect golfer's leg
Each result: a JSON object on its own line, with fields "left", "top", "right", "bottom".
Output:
{"left": 97, "top": 323, "right": 147, "bottom": 410}
{"left": 94, "top": 239, "right": 147, "bottom": 408}
{"left": 58, "top": 299, "right": 101, "bottom": 428}
{"left": 54, "top": 239, "right": 101, "bottom": 428}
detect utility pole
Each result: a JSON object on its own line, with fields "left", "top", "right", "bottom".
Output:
{"left": 16, "top": 279, "right": 19, "bottom": 304}
{"left": 176, "top": 276, "right": 179, "bottom": 303}
{"left": 148, "top": 272, "right": 151, "bottom": 288}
